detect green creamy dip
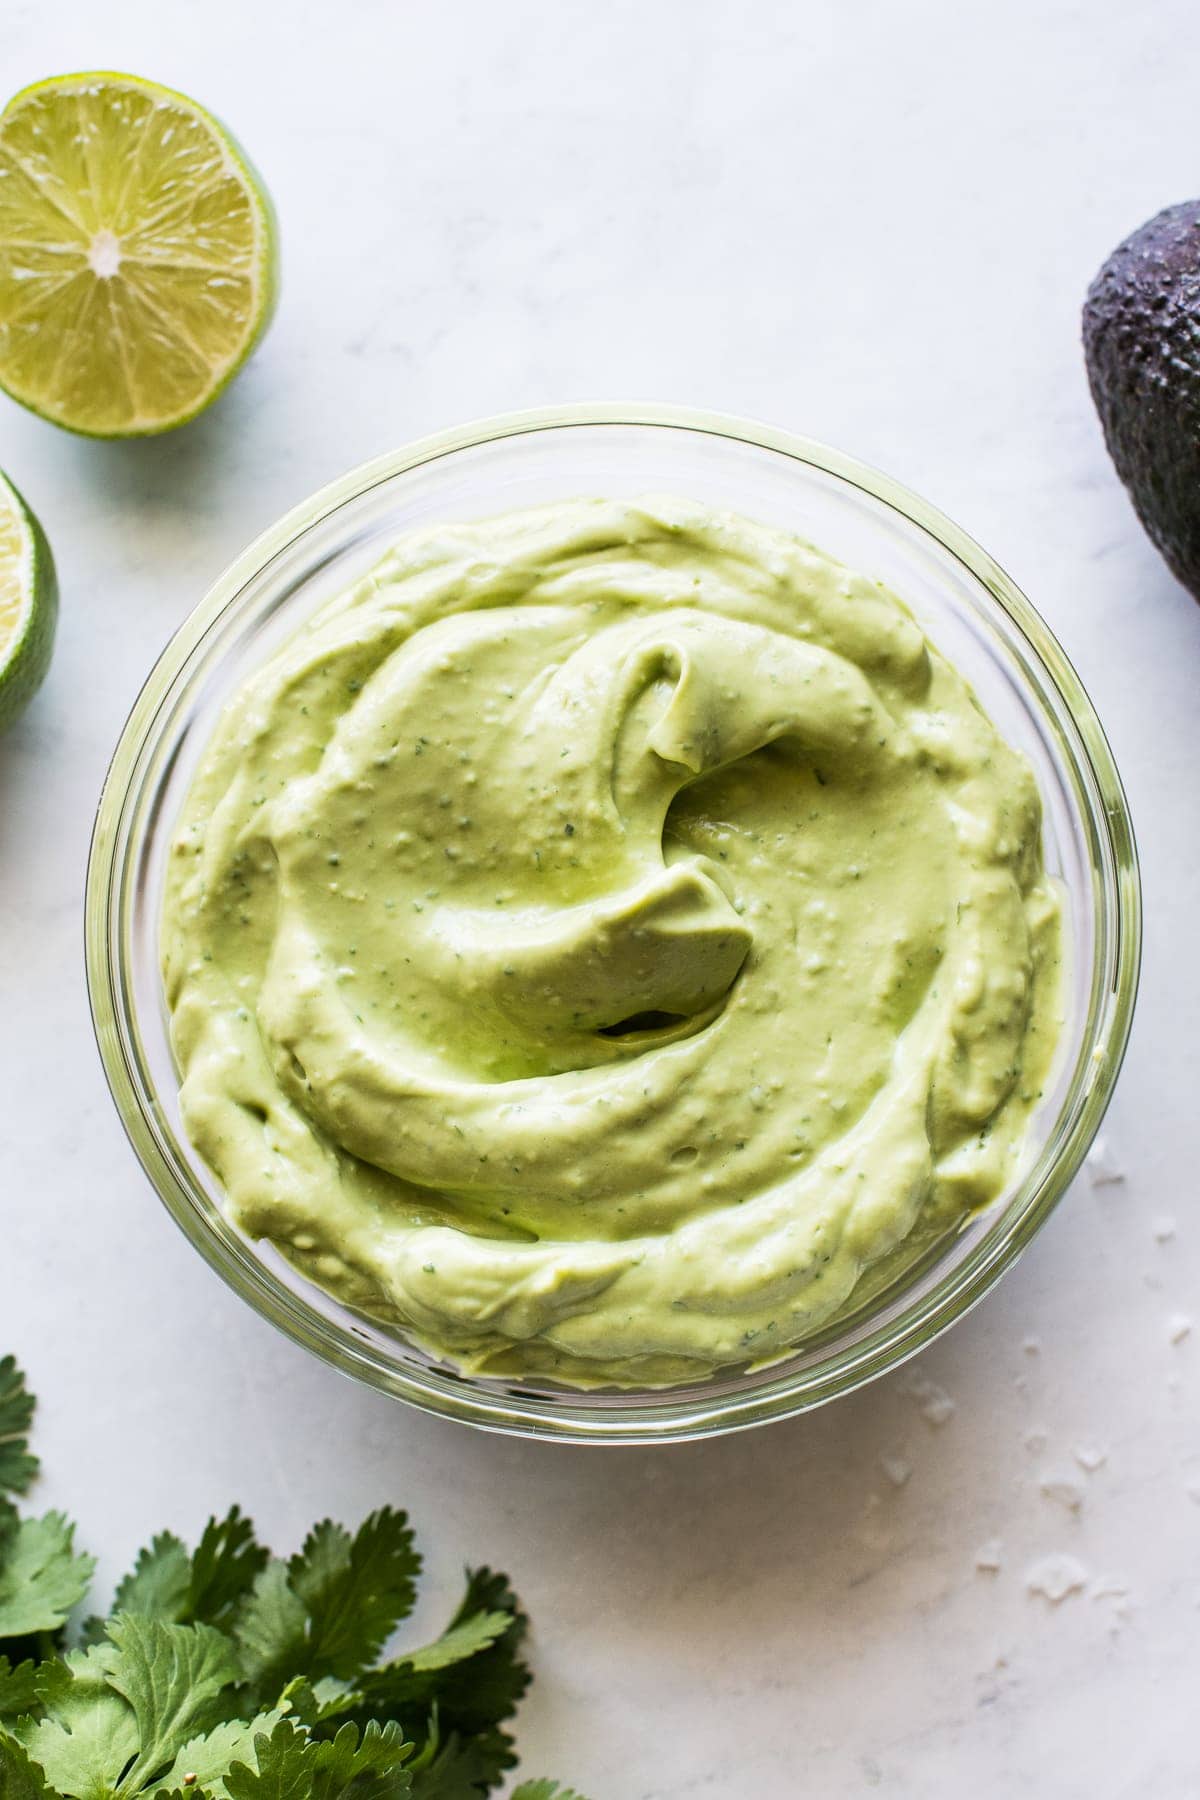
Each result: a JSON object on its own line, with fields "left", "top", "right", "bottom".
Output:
{"left": 163, "top": 498, "right": 1063, "bottom": 1387}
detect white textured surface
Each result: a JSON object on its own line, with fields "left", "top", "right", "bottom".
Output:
{"left": 2, "top": 3, "right": 1199, "bottom": 1794}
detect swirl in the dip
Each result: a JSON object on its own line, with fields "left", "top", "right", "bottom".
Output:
{"left": 162, "top": 498, "right": 1063, "bottom": 1386}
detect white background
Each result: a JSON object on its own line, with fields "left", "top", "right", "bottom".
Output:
{"left": 2, "top": 3, "right": 1199, "bottom": 1795}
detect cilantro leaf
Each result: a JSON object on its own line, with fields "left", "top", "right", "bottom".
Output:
{"left": 238, "top": 1511, "right": 419, "bottom": 1700}
{"left": 0, "top": 1349, "right": 580, "bottom": 1798}
{"left": 101, "top": 1510, "right": 269, "bottom": 1641}
{"left": 408, "top": 1569, "right": 527, "bottom": 1796}
{"left": 408, "top": 1735, "right": 503, "bottom": 1800}
{"left": 234, "top": 1561, "right": 309, "bottom": 1699}
{"left": 510, "top": 1785, "right": 590, "bottom": 1800}
{"left": 189, "top": 1511, "right": 270, "bottom": 1632}
{"left": 277, "top": 1676, "right": 349, "bottom": 1727}
{"left": 0, "top": 1734, "right": 55, "bottom": 1799}
{"left": 308, "top": 1605, "right": 515, "bottom": 1731}
{"left": 152, "top": 1706, "right": 287, "bottom": 1797}
{"left": 412, "top": 1568, "right": 528, "bottom": 1753}
{"left": 223, "top": 1717, "right": 412, "bottom": 1799}
{"left": 391, "top": 1612, "right": 513, "bottom": 1678}
{"left": 331, "top": 1568, "right": 527, "bottom": 1795}
{"left": 289, "top": 1511, "right": 420, "bottom": 1683}
{"left": 105, "top": 1614, "right": 241, "bottom": 1790}
{"left": 0, "top": 1515, "right": 94, "bottom": 1641}
{"left": 16, "top": 1617, "right": 239, "bottom": 1796}
{"left": 0, "top": 1362, "right": 36, "bottom": 1504}
{"left": 107, "top": 1534, "right": 192, "bottom": 1627}
{"left": 0, "top": 1662, "right": 40, "bottom": 1726}
{"left": 242, "top": 1565, "right": 528, "bottom": 1794}
{"left": 357, "top": 1567, "right": 527, "bottom": 1727}
{"left": 15, "top": 1642, "right": 139, "bottom": 1796}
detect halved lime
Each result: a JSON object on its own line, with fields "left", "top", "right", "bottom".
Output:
{"left": 0, "top": 471, "right": 57, "bottom": 731}
{"left": 0, "top": 72, "right": 278, "bottom": 437}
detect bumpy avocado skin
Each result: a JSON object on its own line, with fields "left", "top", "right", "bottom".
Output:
{"left": 1083, "top": 200, "right": 1200, "bottom": 601}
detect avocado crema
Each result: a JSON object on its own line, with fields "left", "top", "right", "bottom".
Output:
{"left": 163, "top": 498, "right": 1063, "bottom": 1387}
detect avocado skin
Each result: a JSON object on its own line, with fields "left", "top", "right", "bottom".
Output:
{"left": 1083, "top": 200, "right": 1200, "bottom": 601}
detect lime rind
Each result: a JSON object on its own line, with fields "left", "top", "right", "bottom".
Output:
{"left": 0, "top": 471, "right": 58, "bottom": 730}
{"left": 0, "top": 71, "right": 279, "bottom": 438}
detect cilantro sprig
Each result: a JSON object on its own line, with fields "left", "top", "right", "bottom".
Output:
{"left": 0, "top": 1356, "right": 585, "bottom": 1800}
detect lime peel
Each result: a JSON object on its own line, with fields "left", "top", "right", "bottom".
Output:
{"left": 0, "top": 469, "right": 57, "bottom": 731}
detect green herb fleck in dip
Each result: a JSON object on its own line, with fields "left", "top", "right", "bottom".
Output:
{"left": 163, "top": 499, "right": 1063, "bottom": 1387}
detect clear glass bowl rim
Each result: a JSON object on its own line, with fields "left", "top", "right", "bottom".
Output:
{"left": 85, "top": 402, "right": 1142, "bottom": 1444}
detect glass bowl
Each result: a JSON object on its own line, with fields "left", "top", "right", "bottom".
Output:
{"left": 85, "top": 405, "right": 1141, "bottom": 1443}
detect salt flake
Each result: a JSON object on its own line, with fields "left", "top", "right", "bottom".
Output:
{"left": 1040, "top": 1475, "right": 1084, "bottom": 1513}
{"left": 1026, "top": 1553, "right": 1088, "bottom": 1604}
{"left": 879, "top": 1453, "right": 912, "bottom": 1488}
{"left": 1073, "top": 1445, "right": 1107, "bottom": 1473}
{"left": 1085, "top": 1137, "right": 1124, "bottom": 1189}
{"left": 901, "top": 1368, "right": 956, "bottom": 1426}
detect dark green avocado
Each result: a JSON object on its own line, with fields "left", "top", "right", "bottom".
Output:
{"left": 1083, "top": 200, "right": 1200, "bottom": 601}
